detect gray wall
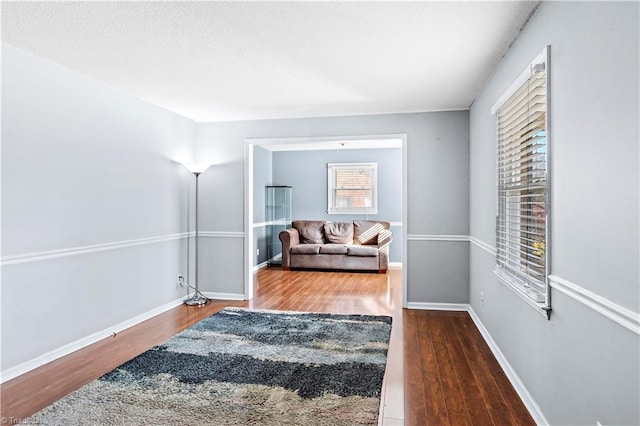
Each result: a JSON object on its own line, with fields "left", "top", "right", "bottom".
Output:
{"left": 1, "top": 44, "right": 196, "bottom": 372}
{"left": 253, "top": 146, "right": 272, "bottom": 265}
{"left": 469, "top": 2, "right": 639, "bottom": 425}
{"left": 272, "top": 148, "right": 402, "bottom": 263}
{"left": 4, "top": 4, "right": 638, "bottom": 422}
{"left": 195, "top": 111, "right": 470, "bottom": 302}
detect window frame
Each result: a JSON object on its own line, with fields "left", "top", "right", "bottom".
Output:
{"left": 327, "top": 162, "right": 378, "bottom": 215}
{"left": 491, "top": 46, "right": 552, "bottom": 319}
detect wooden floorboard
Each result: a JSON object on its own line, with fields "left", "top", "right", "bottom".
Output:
{"left": 443, "top": 315, "right": 493, "bottom": 425}
{"left": 428, "top": 312, "right": 473, "bottom": 426}
{"left": 403, "top": 309, "right": 431, "bottom": 425}
{"left": 452, "top": 315, "right": 517, "bottom": 425}
{"left": 456, "top": 314, "right": 535, "bottom": 424}
{"left": 415, "top": 311, "right": 452, "bottom": 426}
{"left": 1, "top": 267, "right": 534, "bottom": 425}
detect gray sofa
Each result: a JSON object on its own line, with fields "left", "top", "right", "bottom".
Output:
{"left": 279, "top": 220, "right": 392, "bottom": 273}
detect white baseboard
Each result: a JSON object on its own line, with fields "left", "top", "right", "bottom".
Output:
{"left": 388, "top": 262, "right": 403, "bottom": 268}
{"left": 201, "top": 292, "right": 246, "bottom": 301}
{"left": 406, "top": 302, "right": 469, "bottom": 311}
{"left": 467, "top": 307, "right": 549, "bottom": 426}
{"left": 252, "top": 261, "right": 269, "bottom": 272}
{"left": 0, "top": 296, "right": 185, "bottom": 383}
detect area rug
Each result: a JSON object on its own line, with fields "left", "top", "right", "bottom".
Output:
{"left": 26, "top": 307, "right": 392, "bottom": 425}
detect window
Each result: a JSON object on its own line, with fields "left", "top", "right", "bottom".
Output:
{"left": 492, "top": 46, "right": 551, "bottom": 317}
{"left": 327, "top": 163, "right": 378, "bottom": 215}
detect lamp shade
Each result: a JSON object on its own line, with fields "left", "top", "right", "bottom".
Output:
{"left": 181, "top": 162, "right": 211, "bottom": 174}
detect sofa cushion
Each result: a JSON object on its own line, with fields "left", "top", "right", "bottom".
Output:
{"left": 291, "top": 244, "right": 321, "bottom": 255}
{"left": 347, "top": 245, "right": 379, "bottom": 257}
{"left": 354, "top": 221, "right": 390, "bottom": 245}
{"left": 293, "top": 220, "right": 326, "bottom": 244}
{"left": 320, "top": 244, "right": 349, "bottom": 255}
{"left": 323, "top": 222, "right": 354, "bottom": 244}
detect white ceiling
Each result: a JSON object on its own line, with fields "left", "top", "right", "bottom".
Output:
{"left": 1, "top": 1, "right": 538, "bottom": 123}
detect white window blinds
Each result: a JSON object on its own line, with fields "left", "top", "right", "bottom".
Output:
{"left": 327, "top": 163, "right": 378, "bottom": 214}
{"left": 493, "top": 46, "right": 551, "bottom": 316}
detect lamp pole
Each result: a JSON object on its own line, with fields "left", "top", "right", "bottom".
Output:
{"left": 195, "top": 171, "right": 200, "bottom": 295}
{"left": 182, "top": 163, "right": 211, "bottom": 306}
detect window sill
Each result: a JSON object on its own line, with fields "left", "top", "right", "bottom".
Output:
{"left": 493, "top": 268, "right": 551, "bottom": 319}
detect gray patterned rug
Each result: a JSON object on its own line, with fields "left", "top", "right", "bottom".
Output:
{"left": 26, "top": 307, "right": 392, "bottom": 425}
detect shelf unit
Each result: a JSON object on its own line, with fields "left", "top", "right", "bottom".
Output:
{"left": 265, "top": 186, "right": 292, "bottom": 265}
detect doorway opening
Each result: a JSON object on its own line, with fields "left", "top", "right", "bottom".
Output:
{"left": 244, "top": 134, "right": 408, "bottom": 307}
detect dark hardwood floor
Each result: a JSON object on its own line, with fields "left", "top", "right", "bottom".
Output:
{"left": 0, "top": 267, "right": 534, "bottom": 425}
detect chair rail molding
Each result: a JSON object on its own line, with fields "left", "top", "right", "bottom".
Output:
{"left": 199, "top": 231, "right": 245, "bottom": 238}
{"left": 406, "top": 234, "right": 468, "bottom": 242}
{"left": 0, "top": 232, "right": 189, "bottom": 266}
{"left": 0, "top": 230, "right": 246, "bottom": 267}
{"left": 407, "top": 234, "right": 497, "bottom": 258}
{"left": 549, "top": 274, "right": 640, "bottom": 335}
{"left": 469, "top": 236, "right": 497, "bottom": 256}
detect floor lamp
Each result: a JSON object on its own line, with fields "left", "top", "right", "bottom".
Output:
{"left": 182, "top": 162, "right": 211, "bottom": 306}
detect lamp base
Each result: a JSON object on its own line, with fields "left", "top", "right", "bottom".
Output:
{"left": 184, "top": 290, "right": 210, "bottom": 306}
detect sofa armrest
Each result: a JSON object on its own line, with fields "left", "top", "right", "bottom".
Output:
{"left": 377, "top": 229, "right": 393, "bottom": 271}
{"left": 279, "top": 228, "right": 300, "bottom": 269}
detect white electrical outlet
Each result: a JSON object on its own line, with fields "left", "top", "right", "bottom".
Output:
{"left": 256, "top": 248, "right": 260, "bottom": 256}
{"left": 177, "top": 275, "right": 185, "bottom": 288}
{"left": 480, "top": 291, "right": 485, "bottom": 305}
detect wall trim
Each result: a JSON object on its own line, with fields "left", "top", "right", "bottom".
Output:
{"left": 0, "top": 232, "right": 189, "bottom": 266}
{"left": 549, "top": 274, "right": 640, "bottom": 335}
{"left": 388, "top": 261, "right": 403, "bottom": 268}
{"left": 1, "top": 289, "right": 248, "bottom": 382}
{"left": 253, "top": 260, "right": 270, "bottom": 272}
{"left": 201, "top": 292, "right": 246, "bottom": 301}
{"left": 414, "top": 237, "right": 640, "bottom": 330}
{"left": 252, "top": 221, "right": 291, "bottom": 229}
{"left": 469, "top": 236, "right": 497, "bottom": 256}
{"left": 0, "top": 296, "right": 185, "bottom": 383}
{"left": 407, "top": 234, "right": 468, "bottom": 242}
{"left": 0, "top": 230, "right": 247, "bottom": 266}
{"left": 467, "top": 307, "right": 549, "bottom": 425}
{"left": 199, "top": 231, "right": 245, "bottom": 238}
{"left": 407, "top": 302, "right": 470, "bottom": 311}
